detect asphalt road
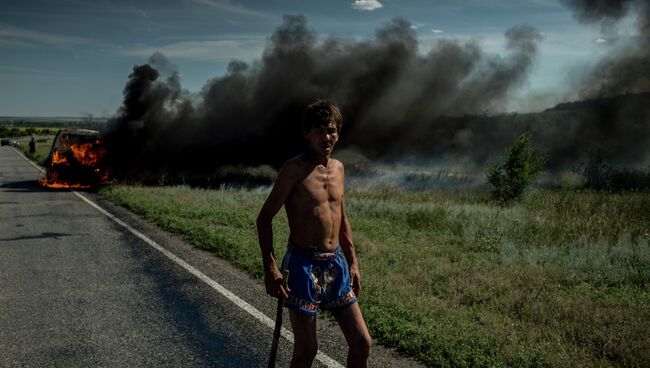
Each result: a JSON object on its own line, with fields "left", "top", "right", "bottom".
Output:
{"left": 0, "top": 146, "right": 425, "bottom": 368}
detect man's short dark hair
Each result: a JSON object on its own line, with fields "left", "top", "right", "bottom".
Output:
{"left": 302, "top": 99, "right": 342, "bottom": 132}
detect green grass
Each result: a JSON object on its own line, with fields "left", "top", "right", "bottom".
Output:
{"left": 15, "top": 135, "right": 55, "bottom": 166}
{"left": 98, "top": 184, "right": 650, "bottom": 367}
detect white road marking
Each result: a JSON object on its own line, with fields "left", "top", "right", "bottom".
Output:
{"left": 13, "top": 147, "right": 344, "bottom": 368}
{"left": 12, "top": 147, "right": 44, "bottom": 173}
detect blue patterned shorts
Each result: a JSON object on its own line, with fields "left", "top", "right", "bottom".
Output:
{"left": 280, "top": 245, "right": 357, "bottom": 315}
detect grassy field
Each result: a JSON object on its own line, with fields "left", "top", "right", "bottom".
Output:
{"left": 13, "top": 135, "right": 55, "bottom": 166}
{"left": 97, "top": 183, "right": 649, "bottom": 368}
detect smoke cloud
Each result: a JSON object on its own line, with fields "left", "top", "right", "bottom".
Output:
{"left": 561, "top": 0, "right": 650, "bottom": 97}
{"left": 103, "top": 13, "right": 650, "bottom": 183}
{"left": 561, "top": 0, "right": 633, "bottom": 24}
{"left": 104, "top": 15, "right": 544, "bottom": 178}
{"left": 535, "top": 0, "right": 650, "bottom": 171}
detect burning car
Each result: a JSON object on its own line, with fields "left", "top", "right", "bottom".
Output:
{"left": 40, "top": 129, "right": 109, "bottom": 188}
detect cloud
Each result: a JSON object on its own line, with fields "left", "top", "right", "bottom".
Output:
{"left": 119, "top": 37, "right": 265, "bottom": 62}
{"left": 191, "top": 0, "right": 276, "bottom": 19}
{"left": 0, "top": 65, "right": 69, "bottom": 79}
{"left": 352, "top": 0, "right": 383, "bottom": 11}
{"left": 432, "top": 29, "right": 443, "bottom": 33}
{"left": 595, "top": 37, "right": 607, "bottom": 43}
{"left": 0, "top": 23, "right": 90, "bottom": 47}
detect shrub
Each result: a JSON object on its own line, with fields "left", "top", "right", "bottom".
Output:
{"left": 486, "top": 133, "right": 544, "bottom": 203}
{"left": 607, "top": 168, "right": 650, "bottom": 191}
{"left": 579, "top": 153, "right": 650, "bottom": 191}
{"left": 581, "top": 154, "right": 611, "bottom": 190}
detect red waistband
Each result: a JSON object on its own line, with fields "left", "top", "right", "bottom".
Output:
{"left": 287, "top": 244, "right": 340, "bottom": 260}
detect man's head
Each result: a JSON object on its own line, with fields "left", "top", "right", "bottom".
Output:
{"left": 302, "top": 99, "right": 342, "bottom": 133}
{"left": 302, "top": 100, "right": 342, "bottom": 158}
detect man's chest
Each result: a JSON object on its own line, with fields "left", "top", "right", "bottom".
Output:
{"left": 295, "top": 172, "right": 344, "bottom": 203}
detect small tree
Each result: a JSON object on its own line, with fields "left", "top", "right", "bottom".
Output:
{"left": 486, "top": 132, "right": 544, "bottom": 203}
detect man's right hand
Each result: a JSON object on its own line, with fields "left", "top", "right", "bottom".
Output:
{"left": 265, "top": 268, "right": 290, "bottom": 299}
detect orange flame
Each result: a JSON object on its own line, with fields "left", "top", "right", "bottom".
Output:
{"left": 51, "top": 149, "right": 67, "bottom": 165}
{"left": 70, "top": 141, "right": 107, "bottom": 165}
{"left": 39, "top": 139, "right": 109, "bottom": 189}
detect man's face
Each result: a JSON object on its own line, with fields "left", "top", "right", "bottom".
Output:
{"left": 304, "top": 121, "right": 339, "bottom": 157}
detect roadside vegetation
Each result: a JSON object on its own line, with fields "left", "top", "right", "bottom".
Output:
{"left": 1, "top": 119, "right": 105, "bottom": 135}
{"left": 99, "top": 183, "right": 649, "bottom": 368}
{"left": 14, "top": 135, "right": 55, "bottom": 166}
{"left": 0, "top": 126, "right": 58, "bottom": 138}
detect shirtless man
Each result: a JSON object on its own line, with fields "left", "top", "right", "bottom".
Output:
{"left": 257, "top": 100, "right": 371, "bottom": 368}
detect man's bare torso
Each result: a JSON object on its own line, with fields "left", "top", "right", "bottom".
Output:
{"left": 285, "top": 154, "right": 344, "bottom": 251}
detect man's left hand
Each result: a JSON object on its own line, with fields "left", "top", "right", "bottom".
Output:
{"left": 350, "top": 264, "right": 362, "bottom": 297}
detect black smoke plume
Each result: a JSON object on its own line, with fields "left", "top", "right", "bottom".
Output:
{"left": 542, "top": 0, "right": 650, "bottom": 170}
{"left": 561, "top": 0, "right": 650, "bottom": 97}
{"left": 103, "top": 15, "right": 544, "bottom": 180}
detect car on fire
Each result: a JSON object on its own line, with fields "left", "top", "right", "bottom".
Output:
{"left": 40, "top": 129, "right": 109, "bottom": 188}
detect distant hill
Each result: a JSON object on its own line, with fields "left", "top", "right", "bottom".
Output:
{"left": 384, "top": 91, "right": 650, "bottom": 171}
{"left": 0, "top": 116, "right": 109, "bottom": 124}
{"left": 545, "top": 92, "right": 650, "bottom": 113}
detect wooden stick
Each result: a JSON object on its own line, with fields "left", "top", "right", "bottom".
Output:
{"left": 268, "top": 270, "right": 289, "bottom": 368}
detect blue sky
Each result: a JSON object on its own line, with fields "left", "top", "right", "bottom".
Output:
{"left": 0, "top": 0, "right": 632, "bottom": 117}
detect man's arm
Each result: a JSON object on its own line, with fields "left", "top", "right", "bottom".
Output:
{"left": 256, "top": 162, "right": 296, "bottom": 299}
{"left": 339, "top": 191, "right": 362, "bottom": 297}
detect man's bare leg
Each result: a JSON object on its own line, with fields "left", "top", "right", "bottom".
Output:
{"left": 332, "top": 303, "right": 371, "bottom": 368}
{"left": 289, "top": 309, "right": 318, "bottom": 368}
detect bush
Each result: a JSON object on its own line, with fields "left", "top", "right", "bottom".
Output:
{"left": 486, "top": 133, "right": 544, "bottom": 203}
{"left": 607, "top": 168, "right": 650, "bottom": 191}
{"left": 579, "top": 154, "right": 650, "bottom": 191}
{"left": 581, "top": 154, "right": 611, "bottom": 190}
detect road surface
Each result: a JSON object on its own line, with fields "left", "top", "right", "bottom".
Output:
{"left": 0, "top": 146, "right": 425, "bottom": 367}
